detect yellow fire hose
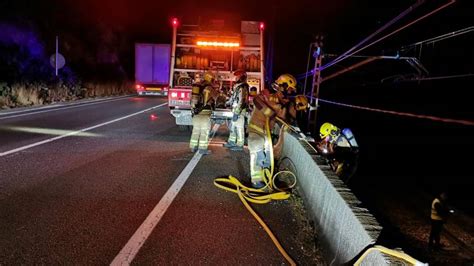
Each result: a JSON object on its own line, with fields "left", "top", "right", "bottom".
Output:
{"left": 354, "top": 245, "right": 426, "bottom": 265}
{"left": 215, "top": 116, "right": 424, "bottom": 265}
{"left": 214, "top": 117, "right": 297, "bottom": 265}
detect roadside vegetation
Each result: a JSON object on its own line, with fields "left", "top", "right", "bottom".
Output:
{"left": 0, "top": 20, "right": 134, "bottom": 109}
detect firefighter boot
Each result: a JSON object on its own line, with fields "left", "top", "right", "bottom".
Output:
{"left": 229, "top": 145, "right": 244, "bottom": 151}
{"left": 223, "top": 141, "right": 236, "bottom": 148}
{"left": 198, "top": 149, "right": 212, "bottom": 155}
{"left": 252, "top": 180, "right": 266, "bottom": 189}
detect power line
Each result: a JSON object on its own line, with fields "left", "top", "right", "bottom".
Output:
{"left": 315, "top": 98, "right": 474, "bottom": 126}
{"left": 400, "top": 73, "right": 474, "bottom": 81}
{"left": 297, "top": 0, "right": 456, "bottom": 80}
{"left": 320, "top": 0, "right": 456, "bottom": 72}
{"left": 319, "top": 0, "right": 425, "bottom": 72}
{"left": 401, "top": 25, "right": 474, "bottom": 51}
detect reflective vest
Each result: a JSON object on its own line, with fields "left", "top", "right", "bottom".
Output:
{"left": 431, "top": 198, "right": 443, "bottom": 221}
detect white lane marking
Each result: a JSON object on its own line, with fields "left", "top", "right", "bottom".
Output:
{"left": 0, "top": 103, "right": 168, "bottom": 157}
{"left": 0, "top": 96, "right": 133, "bottom": 120}
{"left": 0, "top": 126, "right": 101, "bottom": 137}
{"left": 111, "top": 123, "right": 220, "bottom": 266}
{"left": 0, "top": 103, "right": 64, "bottom": 115}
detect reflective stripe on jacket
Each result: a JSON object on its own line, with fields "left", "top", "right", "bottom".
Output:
{"left": 431, "top": 198, "right": 443, "bottom": 221}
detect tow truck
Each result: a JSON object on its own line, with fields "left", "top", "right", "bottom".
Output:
{"left": 167, "top": 18, "right": 265, "bottom": 129}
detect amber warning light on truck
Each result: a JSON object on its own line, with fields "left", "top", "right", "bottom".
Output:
{"left": 196, "top": 41, "right": 240, "bottom": 48}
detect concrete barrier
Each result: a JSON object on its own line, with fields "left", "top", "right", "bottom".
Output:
{"left": 281, "top": 132, "right": 390, "bottom": 265}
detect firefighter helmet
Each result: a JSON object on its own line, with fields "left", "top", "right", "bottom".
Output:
{"left": 203, "top": 71, "right": 215, "bottom": 83}
{"left": 233, "top": 69, "right": 247, "bottom": 83}
{"left": 320, "top": 122, "right": 340, "bottom": 139}
{"left": 275, "top": 74, "right": 297, "bottom": 92}
{"left": 294, "top": 95, "right": 309, "bottom": 111}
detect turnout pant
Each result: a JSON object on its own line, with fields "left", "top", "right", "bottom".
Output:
{"left": 429, "top": 219, "right": 444, "bottom": 248}
{"left": 190, "top": 111, "right": 211, "bottom": 150}
{"left": 227, "top": 114, "right": 245, "bottom": 147}
{"left": 248, "top": 129, "right": 271, "bottom": 184}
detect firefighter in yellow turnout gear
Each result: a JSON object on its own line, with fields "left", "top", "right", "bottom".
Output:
{"left": 247, "top": 74, "right": 305, "bottom": 188}
{"left": 190, "top": 71, "right": 217, "bottom": 155}
{"left": 318, "top": 122, "right": 359, "bottom": 183}
{"left": 224, "top": 70, "right": 249, "bottom": 151}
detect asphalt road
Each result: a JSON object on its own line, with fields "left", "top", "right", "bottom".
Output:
{"left": 0, "top": 96, "right": 323, "bottom": 265}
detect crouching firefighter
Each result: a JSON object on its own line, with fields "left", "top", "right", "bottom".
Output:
{"left": 223, "top": 69, "right": 249, "bottom": 151}
{"left": 190, "top": 71, "right": 217, "bottom": 155}
{"left": 247, "top": 74, "right": 302, "bottom": 188}
{"left": 318, "top": 122, "right": 359, "bottom": 183}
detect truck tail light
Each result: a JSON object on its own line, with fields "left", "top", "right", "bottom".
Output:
{"left": 171, "top": 92, "right": 178, "bottom": 98}
{"left": 172, "top": 18, "right": 179, "bottom": 27}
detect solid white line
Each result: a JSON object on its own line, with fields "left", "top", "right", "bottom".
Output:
{"left": 110, "top": 123, "right": 220, "bottom": 266}
{"left": 0, "top": 104, "right": 64, "bottom": 115}
{"left": 0, "top": 96, "right": 133, "bottom": 120}
{"left": 0, "top": 102, "right": 168, "bottom": 157}
{"left": 0, "top": 95, "right": 132, "bottom": 116}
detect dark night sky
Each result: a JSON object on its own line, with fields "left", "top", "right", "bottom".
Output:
{"left": 2, "top": 0, "right": 473, "bottom": 211}
{"left": 2, "top": 0, "right": 472, "bottom": 76}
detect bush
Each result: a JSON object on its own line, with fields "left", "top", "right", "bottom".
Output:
{"left": 0, "top": 80, "right": 134, "bottom": 109}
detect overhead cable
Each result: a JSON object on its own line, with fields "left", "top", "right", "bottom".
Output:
{"left": 315, "top": 98, "right": 474, "bottom": 126}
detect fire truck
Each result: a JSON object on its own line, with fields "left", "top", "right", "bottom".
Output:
{"left": 167, "top": 18, "right": 265, "bottom": 128}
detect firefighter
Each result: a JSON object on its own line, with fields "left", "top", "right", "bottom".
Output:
{"left": 247, "top": 74, "right": 302, "bottom": 188}
{"left": 223, "top": 70, "right": 249, "bottom": 151}
{"left": 429, "top": 192, "right": 453, "bottom": 250}
{"left": 284, "top": 94, "right": 309, "bottom": 126}
{"left": 318, "top": 122, "right": 359, "bottom": 182}
{"left": 190, "top": 71, "right": 216, "bottom": 155}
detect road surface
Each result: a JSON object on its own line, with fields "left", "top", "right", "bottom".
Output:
{"left": 0, "top": 96, "right": 323, "bottom": 265}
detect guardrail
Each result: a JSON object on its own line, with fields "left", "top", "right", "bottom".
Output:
{"left": 281, "top": 132, "right": 391, "bottom": 265}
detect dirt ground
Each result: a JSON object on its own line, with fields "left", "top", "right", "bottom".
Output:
{"left": 288, "top": 191, "right": 327, "bottom": 265}
{"left": 364, "top": 187, "right": 474, "bottom": 265}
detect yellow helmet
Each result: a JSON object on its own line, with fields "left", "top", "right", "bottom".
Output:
{"left": 320, "top": 122, "right": 340, "bottom": 139}
{"left": 203, "top": 71, "right": 215, "bottom": 83}
{"left": 275, "top": 74, "right": 297, "bottom": 92}
{"left": 294, "top": 95, "right": 308, "bottom": 111}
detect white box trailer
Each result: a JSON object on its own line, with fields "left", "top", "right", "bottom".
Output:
{"left": 134, "top": 43, "right": 171, "bottom": 96}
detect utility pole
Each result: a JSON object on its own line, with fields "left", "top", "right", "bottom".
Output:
{"left": 307, "top": 35, "right": 324, "bottom": 134}
{"left": 303, "top": 42, "right": 314, "bottom": 97}
{"left": 169, "top": 18, "right": 178, "bottom": 88}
